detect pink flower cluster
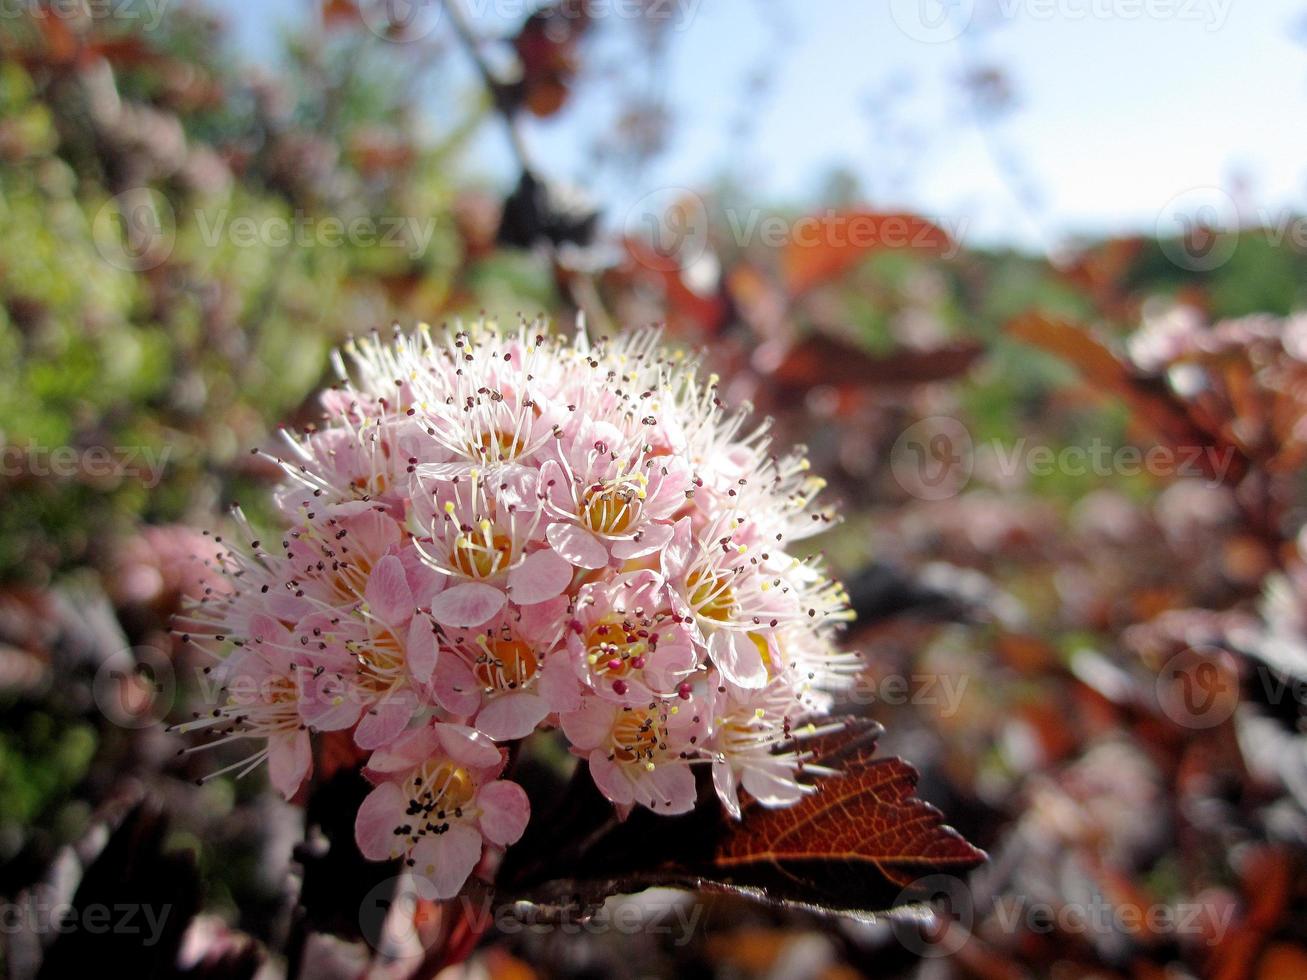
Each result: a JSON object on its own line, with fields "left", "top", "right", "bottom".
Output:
{"left": 176, "top": 321, "right": 859, "bottom": 898}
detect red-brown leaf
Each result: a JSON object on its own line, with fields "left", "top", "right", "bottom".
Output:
{"left": 716, "top": 755, "right": 986, "bottom": 889}
{"left": 781, "top": 211, "right": 954, "bottom": 296}
{"left": 498, "top": 719, "right": 984, "bottom": 916}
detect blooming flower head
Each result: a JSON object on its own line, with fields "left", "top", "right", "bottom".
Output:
{"left": 176, "top": 318, "right": 860, "bottom": 898}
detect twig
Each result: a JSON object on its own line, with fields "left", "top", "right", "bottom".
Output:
{"left": 440, "top": 0, "right": 533, "bottom": 173}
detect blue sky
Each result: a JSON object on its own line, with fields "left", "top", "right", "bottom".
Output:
{"left": 216, "top": 0, "right": 1307, "bottom": 254}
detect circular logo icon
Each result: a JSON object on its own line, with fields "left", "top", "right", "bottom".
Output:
{"left": 1156, "top": 186, "right": 1239, "bottom": 272}
{"left": 622, "top": 186, "right": 710, "bottom": 273}
{"left": 361, "top": 0, "right": 443, "bottom": 42}
{"left": 93, "top": 645, "right": 176, "bottom": 729}
{"left": 890, "top": 416, "right": 974, "bottom": 501}
{"left": 93, "top": 188, "right": 176, "bottom": 272}
{"left": 358, "top": 876, "right": 440, "bottom": 957}
{"left": 890, "top": 0, "right": 976, "bottom": 44}
{"left": 891, "top": 873, "right": 973, "bottom": 958}
{"left": 1156, "top": 645, "right": 1239, "bottom": 729}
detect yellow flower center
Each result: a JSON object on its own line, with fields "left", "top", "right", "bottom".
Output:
{"left": 687, "top": 567, "right": 735, "bottom": 622}
{"left": 473, "top": 637, "right": 538, "bottom": 691}
{"left": 586, "top": 616, "right": 651, "bottom": 677}
{"left": 452, "top": 531, "right": 512, "bottom": 579}
{"left": 612, "top": 709, "right": 662, "bottom": 764}
{"left": 583, "top": 485, "right": 640, "bottom": 536}
{"left": 409, "top": 761, "right": 476, "bottom": 814}
{"left": 474, "top": 429, "right": 526, "bottom": 462}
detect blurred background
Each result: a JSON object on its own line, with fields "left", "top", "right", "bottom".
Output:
{"left": 3, "top": 0, "right": 1307, "bottom": 977}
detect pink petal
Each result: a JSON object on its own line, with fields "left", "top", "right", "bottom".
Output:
{"left": 365, "top": 554, "right": 413, "bottom": 624}
{"left": 610, "top": 522, "right": 674, "bottom": 560}
{"left": 400, "top": 546, "right": 446, "bottom": 603}
{"left": 646, "top": 762, "right": 697, "bottom": 814}
{"left": 249, "top": 609, "right": 294, "bottom": 641}
{"left": 476, "top": 780, "right": 530, "bottom": 846}
{"left": 349, "top": 509, "right": 402, "bottom": 557}
{"left": 660, "top": 517, "right": 693, "bottom": 579}
{"left": 354, "top": 688, "right": 418, "bottom": 750}
{"left": 560, "top": 698, "right": 617, "bottom": 751}
{"left": 364, "top": 724, "right": 442, "bottom": 775}
{"left": 435, "top": 722, "right": 503, "bottom": 770}
{"left": 496, "top": 464, "right": 540, "bottom": 511}
{"left": 299, "top": 673, "right": 364, "bottom": 731}
{"left": 516, "top": 594, "right": 570, "bottom": 646}
{"left": 539, "top": 653, "right": 582, "bottom": 712}
{"left": 539, "top": 459, "right": 572, "bottom": 511}
{"left": 742, "top": 765, "right": 806, "bottom": 808}
{"left": 506, "top": 548, "right": 573, "bottom": 604}
{"left": 411, "top": 823, "right": 483, "bottom": 900}
{"left": 546, "top": 523, "right": 609, "bottom": 570}
{"left": 432, "top": 655, "right": 483, "bottom": 717}
{"left": 268, "top": 729, "right": 311, "bottom": 800}
{"left": 354, "top": 781, "right": 405, "bottom": 860}
{"left": 431, "top": 582, "right": 506, "bottom": 628}
{"left": 712, "top": 759, "right": 742, "bottom": 820}
{"left": 406, "top": 615, "right": 439, "bottom": 685}
{"left": 475, "top": 692, "right": 549, "bottom": 741}
{"left": 709, "top": 630, "right": 768, "bottom": 690}
{"left": 642, "top": 638, "right": 699, "bottom": 693}
{"left": 587, "top": 752, "right": 636, "bottom": 806}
